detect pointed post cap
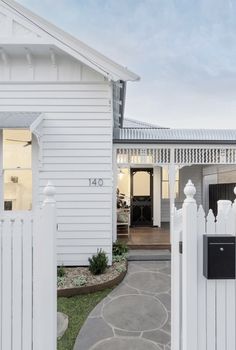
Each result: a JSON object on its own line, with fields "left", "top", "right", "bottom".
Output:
{"left": 43, "top": 181, "right": 56, "bottom": 205}
{"left": 234, "top": 186, "right": 236, "bottom": 197}
{"left": 184, "top": 180, "right": 196, "bottom": 203}
{"left": 233, "top": 186, "right": 236, "bottom": 204}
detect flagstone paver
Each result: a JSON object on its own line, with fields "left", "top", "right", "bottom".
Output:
{"left": 73, "top": 261, "right": 171, "bottom": 350}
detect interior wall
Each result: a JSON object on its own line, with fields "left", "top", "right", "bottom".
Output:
{"left": 117, "top": 168, "right": 130, "bottom": 206}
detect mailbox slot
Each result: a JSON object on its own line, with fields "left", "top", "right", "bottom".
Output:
{"left": 203, "top": 234, "right": 236, "bottom": 280}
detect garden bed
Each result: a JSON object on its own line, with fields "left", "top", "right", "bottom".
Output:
{"left": 57, "top": 259, "right": 127, "bottom": 297}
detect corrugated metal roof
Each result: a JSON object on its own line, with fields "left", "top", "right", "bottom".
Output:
{"left": 123, "top": 118, "right": 167, "bottom": 129}
{"left": 0, "top": 112, "right": 41, "bottom": 128}
{"left": 114, "top": 128, "right": 236, "bottom": 144}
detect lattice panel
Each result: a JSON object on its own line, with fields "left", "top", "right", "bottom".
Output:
{"left": 116, "top": 148, "right": 171, "bottom": 164}
{"left": 117, "top": 147, "right": 236, "bottom": 165}
{"left": 174, "top": 148, "right": 236, "bottom": 164}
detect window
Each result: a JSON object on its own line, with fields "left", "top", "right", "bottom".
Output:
{"left": 3, "top": 130, "right": 32, "bottom": 211}
{"left": 162, "top": 167, "right": 179, "bottom": 199}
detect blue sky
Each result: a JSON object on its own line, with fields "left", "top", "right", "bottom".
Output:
{"left": 18, "top": 0, "right": 236, "bottom": 129}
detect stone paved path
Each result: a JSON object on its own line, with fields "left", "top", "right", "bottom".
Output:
{"left": 73, "top": 261, "right": 171, "bottom": 350}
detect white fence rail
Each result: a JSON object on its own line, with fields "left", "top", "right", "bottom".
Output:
{"left": 172, "top": 180, "right": 236, "bottom": 350}
{"left": 0, "top": 182, "right": 57, "bottom": 350}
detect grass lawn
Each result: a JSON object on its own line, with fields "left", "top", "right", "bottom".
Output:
{"left": 57, "top": 288, "right": 112, "bottom": 350}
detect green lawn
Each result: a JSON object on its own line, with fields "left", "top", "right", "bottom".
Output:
{"left": 57, "top": 288, "right": 112, "bottom": 350}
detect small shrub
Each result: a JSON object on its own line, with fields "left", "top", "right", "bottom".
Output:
{"left": 73, "top": 276, "right": 87, "bottom": 287}
{"left": 112, "top": 253, "right": 127, "bottom": 263}
{"left": 57, "top": 265, "right": 66, "bottom": 278}
{"left": 116, "top": 265, "right": 126, "bottom": 273}
{"left": 57, "top": 276, "right": 66, "bottom": 288}
{"left": 88, "top": 249, "right": 108, "bottom": 275}
{"left": 113, "top": 241, "right": 128, "bottom": 256}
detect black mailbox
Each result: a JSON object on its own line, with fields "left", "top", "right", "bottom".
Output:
{"left": 203, "top": 234, "right": 236, "bottom": 279}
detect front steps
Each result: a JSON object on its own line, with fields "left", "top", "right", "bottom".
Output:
{"left": 128, "top": 249, "right": 171, "bottom": 261}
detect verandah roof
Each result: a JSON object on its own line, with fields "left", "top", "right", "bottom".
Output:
{"left": 114, "top": 127, "right": 236, "bottom": 144}
{"left": 0, "top": 112, "right": 41, "bottom": 128}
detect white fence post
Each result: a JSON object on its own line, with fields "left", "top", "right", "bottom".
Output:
{"left": 33, "top": 182, "right": 57, "bottom": 350}
{"left": 171, "top": 207, "right": 182, "bottom": 350}
{"left": 182, "top": 180, "right": 198, "bottom": 350}
{"left": 197, "top": 205, "right": 206, "bottom": 350}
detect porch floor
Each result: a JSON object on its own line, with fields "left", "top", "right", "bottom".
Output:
{"left": 118, "top": 223, "right": 170, "bottom": 249}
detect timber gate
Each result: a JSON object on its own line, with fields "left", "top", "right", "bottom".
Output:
{"left": 172, "top": 180, "right": 236, "bottom": 350}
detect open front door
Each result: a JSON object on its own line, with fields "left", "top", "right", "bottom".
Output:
{"left": 130, "top": 168, "right": 153, "bottom": 226}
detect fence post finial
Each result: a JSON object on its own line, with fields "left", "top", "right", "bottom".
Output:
{"left": 43, "top": 181, "right": 56, "bottom": 205}
{"left": 184, "top": 179, "right": 196, "bottom": 203}
{"left": 234, "top": 186, "right": 236, "bottom": 203}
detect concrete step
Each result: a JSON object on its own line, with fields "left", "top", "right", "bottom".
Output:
{"left": 128, "top": 249, "right": 171, "bottom": 261}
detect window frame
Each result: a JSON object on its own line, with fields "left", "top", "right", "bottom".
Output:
{"left": 2, "top": 129, "right": 33, "bottom": 211}
{"left": 161, "top": 167, "right": 180, "bottom": 200}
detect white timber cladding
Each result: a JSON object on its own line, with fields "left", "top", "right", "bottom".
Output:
{"left": 0, "top": 80, "right": 113, "bottom": 266}
{"left": 0, "top": 0, "right": 137, "bottom": 267}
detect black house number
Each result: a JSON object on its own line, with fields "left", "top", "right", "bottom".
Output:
{"left": 89, "top": 178, "right": 104, "bottom": 187}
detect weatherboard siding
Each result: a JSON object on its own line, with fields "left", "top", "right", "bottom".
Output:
{"left": 0, "top": 80, "right": 113, "bottom": 266}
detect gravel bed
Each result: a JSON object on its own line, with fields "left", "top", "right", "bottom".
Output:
{"left": 57, "top": 260, "right": 127, "bottom": 290}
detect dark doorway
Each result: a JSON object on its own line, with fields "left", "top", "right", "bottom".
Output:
{"left": 209, "top": 183, "right": 236, "bottom": 216}
{"left": 130, "top": 168, "right": 153, "bottom": 226}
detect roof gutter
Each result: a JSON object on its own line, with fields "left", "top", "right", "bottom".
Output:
{"left": 113, "top": 139, "right": 236, "bottom": 145}
{"left": 119, "top": 81, "right": 126, "bottom": 128}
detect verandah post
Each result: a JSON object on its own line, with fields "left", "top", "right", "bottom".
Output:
{"left": 33, "top": 182, "right": 57, "bottom": 350}
{"left": 182, "top": 180, "right": 198, "bottom": 350}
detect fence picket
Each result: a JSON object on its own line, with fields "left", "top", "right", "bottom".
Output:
{"left": 215, "top": 204, "right": 231, "bottom": 350}
{"left": 206, "top": 209, "right": 215, "bottom": 234}
{"left": 1, "top": 218, "right": 12, "bottom": 350}
{"left": 205, "top": 210, "right": 216, "bottom": 350}
{"left": 0, "top": 223, "right": 1, "bottom": 350}
{"left": 226, "top": 280, "right": 235, "bottom": 350}
{"left": 0, "top": 183, "right": 56, "bottom": 350}
{"left": 22, "top": 214, "right": 33, "bottom": 350}
{"left": 224, "top": 207, "right": 235, "bottom": 350}
{"left": 12, "top": 218, "right": 23, "bottom": 350}
{"left": 173, "top": 182, "right": 236, "bottom": 350}
{"left": 197, "top": 205, "right": 206, "bottom": 350}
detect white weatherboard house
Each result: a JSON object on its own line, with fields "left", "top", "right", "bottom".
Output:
{"left": 1, "top": 0, "right": 236, "bottom": 266}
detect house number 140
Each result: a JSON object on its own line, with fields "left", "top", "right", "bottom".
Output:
{"left": 89, "top": 178, "right": 104, "bottom": 187}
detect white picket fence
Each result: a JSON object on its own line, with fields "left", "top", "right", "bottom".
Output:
{"left": 0, "top": 182, "right": 57, "bottom": 350}
{"left": 172, "top": 180, "right": 236, "bottom": 350}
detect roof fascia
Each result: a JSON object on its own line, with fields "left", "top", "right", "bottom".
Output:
{"left": 113, "top": 139, "right": 236, "bottom": 145}
{"left": 2, "top": 0, "right": 140, "bottom": 82}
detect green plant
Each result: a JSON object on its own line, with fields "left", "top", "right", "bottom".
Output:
{"left": 73, "top": 276, "right": 87, "bottom": 287}
{"left": 57, "top": 276, "right": 66, "bottom": 288}
{"left": 112, "top": 253, "right": 127, "bottom": 263}
{"left": 57, "top": 288, "right": 112, "bottom": 350}
{"left": 113, "top": 241, "right": 128, "bottom": 256}
{"left": 115, "top": 265, "right": 126, "bottom": 273}
{"left": 57, "top": 265, "right": 66, "bottom": 278}
{"left": 88, "top": 249, "right": 108, "bottom": 275}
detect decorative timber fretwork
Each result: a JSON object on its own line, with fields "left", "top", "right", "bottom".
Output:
{"left": 116, "top": 146, "right": 236, "bottom": 165}
{"left": 117, "top": 148, "right": 171, "bottom": 165}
